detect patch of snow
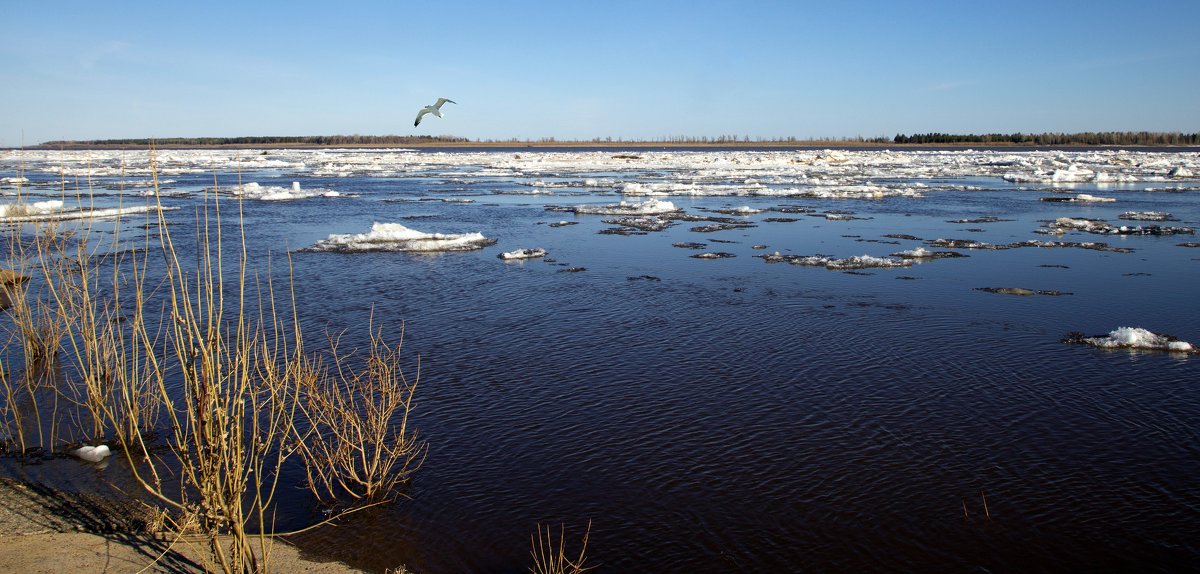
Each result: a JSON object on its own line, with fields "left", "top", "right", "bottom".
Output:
{"left": 73, "top": 444, "right": 112, "bottom": 462}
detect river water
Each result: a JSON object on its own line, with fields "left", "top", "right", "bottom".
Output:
{"left": 2, "top": 147, "right": 1198, "bottom": 572}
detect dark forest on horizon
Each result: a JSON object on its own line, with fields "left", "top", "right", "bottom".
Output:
{"left": 31, "top": 131, "right": 1200, "bottom": 148}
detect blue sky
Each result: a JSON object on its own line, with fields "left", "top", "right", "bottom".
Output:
{"left": 2, "top": 0, "right": 1198, "bottom": 144}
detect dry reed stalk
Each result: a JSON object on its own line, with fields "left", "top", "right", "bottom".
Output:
{"left": 530, "top": 520, "right": 594, "bottom": 574}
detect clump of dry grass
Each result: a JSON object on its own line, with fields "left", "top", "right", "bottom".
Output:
{"left": 293, "top": 322, "right": 426, "bottom": 504}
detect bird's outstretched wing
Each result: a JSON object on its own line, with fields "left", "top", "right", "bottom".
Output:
{"left": 414, "top": 108, "right": 430, "bottom": 126}
{"left": 434, "top": 98, "right": 456, "bottom": 109}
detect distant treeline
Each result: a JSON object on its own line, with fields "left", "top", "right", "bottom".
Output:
{"left": 37, "top": 135, "right": 470, "bottom": 147}
{"left": 892, "top": 131, "right": 1200, "bottom": 146}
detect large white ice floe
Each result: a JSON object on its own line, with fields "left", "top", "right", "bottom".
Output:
{"left": 1063, "top": 327, "right": 1194, "bottom": 353}
{"left": 231, "top": 181, "right": 340, "bottom": 201}
{"left": 307, "top": 223, "right": 495, "bottom": 253}
{"left": 72, "top": 444, "right": 112, "bottom": 462}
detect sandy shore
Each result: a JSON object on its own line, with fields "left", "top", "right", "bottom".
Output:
{"left": 0, "top": 477, "right": 362, "bottom": 573}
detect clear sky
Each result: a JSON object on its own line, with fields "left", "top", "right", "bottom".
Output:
{"left": 2, "top": 0, "right": 1198, "bottom": 145}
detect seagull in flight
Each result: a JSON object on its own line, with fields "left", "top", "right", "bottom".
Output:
{"left": 415, "top": 97, "right": 456, "bottom": 127}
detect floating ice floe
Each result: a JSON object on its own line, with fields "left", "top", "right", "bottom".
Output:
{"left": 568, "top": 198, "right": 680, "bottom": 216}
{"left": 231, "top": 181, "right": 340, "bottom": 201}
{"left": 713, "top": 206, "right": 765, "bottom": 215}
{"left": 0, "top": 199, "right": 63, "bottom": 218}
{"left": 890, "top": 247, "right": 968, "bottom": 259}
{"left": 1119, "top": 211, "right": 1175, "bottom": 221}
{"left": 757, "top": 252, "right": 912, "bottom": 270}
{"left": 1063, "top": 327, "right": 1194, "bottom": 353}
{"left": 498, "top": 248, "right": 546, "bottom": 260}
{"left": 306, "top": 223, "right": 495, "bottom": 253}
{"left": 1168, "top": 166, "right": 1194, "bottom": 178}
{"left": 1040, "top": 193, "right": 1116, "bottom": 203}
{"left": 0, "top": 200, "right": 167, "bottom": 223}
{"left": 1045, "top": 217, "right": 1194, "bottom": 236}
{"left": 925, "top": 238, "right": 1004, "bottom": 250}
{"left": 975, "top": 287, "right": 1070, "bottom": 296}
{"left": 601, "top": 216, "right": 676, "bottom": 234}
{"left": 72, "top": 444, "right": 112, "bottom": 462}
{"left": 949, "top": 216, "right": 1011, "bottom": 224}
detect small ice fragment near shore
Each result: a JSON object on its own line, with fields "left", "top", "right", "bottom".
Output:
{"left": 1063, "top": 327, "right": 1194, "bottom": 353}
{"left": 498, "top": 248, "right": 546, "bottom": 260}
{"left": 73, "top": 444, "right": 112, "bottom": 462}
{"left": 1073, "top": 193, "right": 1115, "bottom": 203}
{"left": 1168, "top": 166, "right": 1193, "bottom": 177}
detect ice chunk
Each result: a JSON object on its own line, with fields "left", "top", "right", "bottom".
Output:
{"left": 231, "top": 181, "right": 339, "bottom": 201}
{"left": 0, "top": 201, "right": 165, "bottom": 223}
{"left": 757, "top": 252, "right": 912, "bottom": 270}
{"left": 0, "top": 199, "right": 64, "bottom": 218}
{"left": 1168, "top": 166, "right": 1193, "bottom": 177}
{"left": 1064, "top": 327, "right": 1194, "bottom": 353}
{"left": 73, "top": 444, "right": 112, "bottom": 462}
{"left": 307, "top": 223, "right": 495, "bottom": 253}
{"left": 1119, "top": 211, "right": 1174, "bottom": 221}
{"left": 498, "top": 248, "right": 546, "bottom": 260}
{"left": 570, "top": 198, "right": 680, "bottom": 215}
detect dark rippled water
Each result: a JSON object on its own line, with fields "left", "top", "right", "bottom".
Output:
{"left": 3, "top": 149, "right": 1199, "bottom": 572}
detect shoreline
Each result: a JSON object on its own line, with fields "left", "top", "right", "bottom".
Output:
{"left": 0, "top": 477, "right": 363, "bottom": 573}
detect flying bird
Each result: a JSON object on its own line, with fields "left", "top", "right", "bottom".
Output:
{"left": 415, "top": 97, "right": 456, "bottom": 127}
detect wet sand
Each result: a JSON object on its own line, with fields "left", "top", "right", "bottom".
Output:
{"left": 0, "top": 477, "right": 362, "bottom": 573}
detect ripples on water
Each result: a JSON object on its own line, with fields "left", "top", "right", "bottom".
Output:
{"left": 2, "top": 148, "right": 1198, "bottom": 572}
